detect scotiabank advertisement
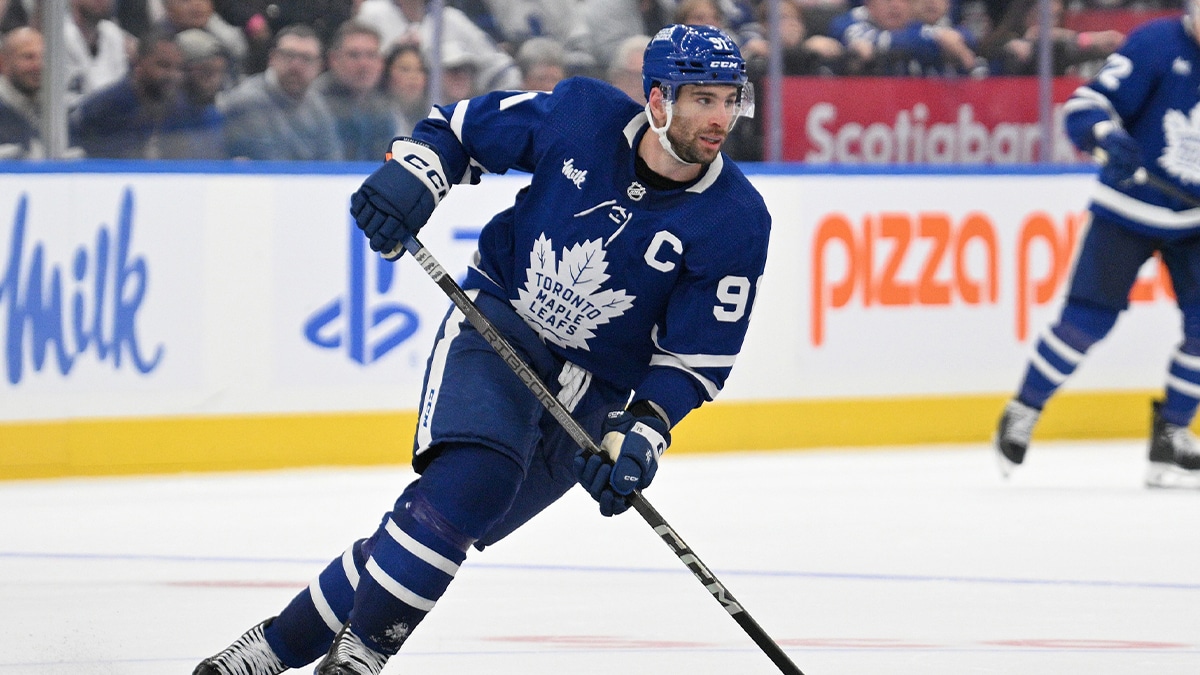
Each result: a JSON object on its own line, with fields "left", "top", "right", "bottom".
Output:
{"left": 0, "top": 166, "right": 1182, "bottom": 423}
{"left": 779, "top": 77, "right": 1088, "bottom": 164}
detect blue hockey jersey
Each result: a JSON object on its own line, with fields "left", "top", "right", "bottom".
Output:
{"left": 409, "top": 77, "right": 772, "bottom": 426}
{"left": 1064, "top": 16, "right": 1200, "bottom": 238}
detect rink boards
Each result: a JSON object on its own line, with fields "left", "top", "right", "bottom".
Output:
{"left": 0, "top": 162, "right": 1180, "bottom": 478}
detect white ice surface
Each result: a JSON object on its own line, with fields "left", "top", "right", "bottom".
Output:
{"left": 1, "top": 440, "right": 1198, "bottom": 674}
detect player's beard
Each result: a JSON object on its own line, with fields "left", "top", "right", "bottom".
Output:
{"left": 666, "top": 120, "right": 726, "bottom": 166}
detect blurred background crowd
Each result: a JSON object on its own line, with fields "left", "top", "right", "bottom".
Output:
{"left": 0, "top": 0, "right": 1182, "bottom": 162}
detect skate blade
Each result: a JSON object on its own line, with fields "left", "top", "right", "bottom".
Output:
{"left": 993, "top": 441, "right": 1018, "bottom": 479}
{"left": 1145, "top": 462, "right": 1200, "bottom": 489}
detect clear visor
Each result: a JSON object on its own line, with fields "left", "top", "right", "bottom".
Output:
{"left": 661, "top": 81, "right": 755, "bottom": 120}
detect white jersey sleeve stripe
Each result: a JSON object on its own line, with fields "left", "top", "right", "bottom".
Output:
{"left": 649, "top": 353, "right": 721, "bottom": 398}
{"left": 384, "top": 517, "right": 461, "bottom": 576}
{"left": 651, "top": 326, "right": 738, "bottom": 368}
{"left": 365, "top": 558, "right": 438, "bottom": 612}
{"left": 1092, "top": 184, "right": 1200, "bottom": 228}
{"left": 499, "top": 91, "right": 540, "bottom": 110}
{"left": 449, "top": 99, "right": 469, "bottom": 145}
{"left": 1063, "top": 86, "right": 1116, "bottom": 116}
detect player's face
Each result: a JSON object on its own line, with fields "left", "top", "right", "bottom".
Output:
{"left": 666, "top": 84, "right": 740, "bottom": 165}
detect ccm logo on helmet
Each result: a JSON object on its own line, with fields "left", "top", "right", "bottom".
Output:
{"left": 710, "top": 60, "right": 740, "bottom": 69}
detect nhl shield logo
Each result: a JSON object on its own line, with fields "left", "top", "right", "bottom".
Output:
{"left": 626, "top": 181, "right": 646, "bottom": 201}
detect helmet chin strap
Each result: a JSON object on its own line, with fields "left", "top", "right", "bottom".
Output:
{"left": 644, "top": 99, "right": 697, "bottom": 167}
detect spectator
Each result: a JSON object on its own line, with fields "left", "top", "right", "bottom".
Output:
{"left": 70, "top": 29, "right": 186, "bottom": 158}
{"left": 217, "top": 24, "right": 343, "bottom": 160}
{"left": 675, "top": 0, "right": 723, "bottom": 27}
{"left": 578, "top": 0, "right": 673, "bottom": 68}
{"left": 908, "top": 0, "right": 987, "bottom": 76}
{"left": 0, "top": 26, "right": 44, "bottom": 158}
{"left": 65, "top": 0, "right": 134, "bottom": 107}
{"left": 212, "top": 0, "right": 355, "bottom": 73}
{"left": 163, "top": 27, "right": 227, "bottom": 158}
{"left": 978, "top": 0, "right": 1124, "bottom": 76}
{"left": 0, "top": 0, "right": 29, "bottom": 34}
{"left": 515, "top": 36, "right": 566, "bottom": 92}
{"left": 114, "top": 0, "right": 156, "bottom": 40}
{"left": 484, "top": 0, "right": 596, "bottom": 75}
{"left": 381, "top": 42, "right": 428, "bottom": 136}
{"left": 356, "top": 0, "right": 520, "bottom": 95}
{"left": 437, "top": 41, "right": 479, "bottom": 104}
{"left": 748, "top": 0, "right": 844, "bottom": 78}
{"left": 314, "top": 20, "right": 396, "bottom": 161}
{"left": 605, "top": 33, "right": 648, "bottom": 104}
{"left": 829, "top": 0, "right": 970, "bottom": 75}
{"left": 158, "top": 0, "right": 246, "bottom": 80}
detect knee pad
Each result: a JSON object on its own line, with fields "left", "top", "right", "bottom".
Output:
{"left": 411, "top": 444, "right": 524, "bottom": 542}
{"left": 1056, "top": 301, "right": 1119, "bottom": 351}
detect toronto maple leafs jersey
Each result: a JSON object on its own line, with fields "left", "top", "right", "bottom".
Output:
{"left": 409, "top": 77, "right": 772, "bottom": 426}
{"left": 1063, "top": 16, "right": 1200, "bottom": 238}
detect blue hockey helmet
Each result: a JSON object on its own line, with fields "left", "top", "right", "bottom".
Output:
{"left": 641, "top": 24, "right": 752, "bottom": 117}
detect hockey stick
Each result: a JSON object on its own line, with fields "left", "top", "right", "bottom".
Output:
{"left": 1129, "top": 168, "right": 1200, "bottom": 209}
{"left": 392, "top": 233, "right": 805, "bottom": 675}
{"left": 1093, "top": 149, "right": 1200, "bottom": 208}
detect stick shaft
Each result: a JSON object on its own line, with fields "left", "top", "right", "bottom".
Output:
{"left": 398, "top": 235, "right": 804, "bottom": 675}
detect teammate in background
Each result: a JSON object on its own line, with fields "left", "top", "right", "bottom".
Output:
{"left": 995, "top": 4, "right": 1200, "bottom": 488}
{"left": 194, "top": 23, "right": 771, "bottom": 675}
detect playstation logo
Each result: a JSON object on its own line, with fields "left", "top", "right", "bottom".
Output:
{"left": 303, "top": 211, "right": 420, "bottom": 365}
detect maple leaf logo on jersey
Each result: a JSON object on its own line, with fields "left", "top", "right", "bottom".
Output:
{"left": 514, "top": 234, "right": 636, "bottom": 350}
{"left": 1159, "top": 104, "right": 1200, "bottom": 184}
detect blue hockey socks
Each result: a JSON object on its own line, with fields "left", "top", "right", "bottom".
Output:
{"left": 1016, "top": 302, "right": 1117, "bottom": 409}
{"left": 1162, "top": 336, "right": 1200, "bottom": 426}
{"left": 265, "top": 540, "right": 367, "bottom": 667}
{"left": 350, "top": 446, "right": 523, "bottom": 654}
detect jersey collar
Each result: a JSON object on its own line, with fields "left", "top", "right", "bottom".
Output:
{"left": 623, "top": 112, "right": 725, "bottom": 195}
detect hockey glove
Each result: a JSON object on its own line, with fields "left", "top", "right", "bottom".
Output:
{"left": 350, "top": 137, "right": 450, "bottom": 259}
{"left": 573, "top": 404, "right": 670, "bottom": 517}
{"left": 1094, "top": 122, "right": 1141, "bottom": 185}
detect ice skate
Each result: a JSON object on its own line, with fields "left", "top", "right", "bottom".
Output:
{"left": 314, "top": 624, "right": 389, "bottom": 675}
{"left": 994, "top": 399, "right": 1040, "bottom": 478}
{"left": 193, "top": 617, "right": 287, "bottom": 675}
{"left": 1145, "top": 400, "right": 1200, "bottom": 488}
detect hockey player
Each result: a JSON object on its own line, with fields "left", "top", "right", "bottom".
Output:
{"left": 995, "top": 4, "right": 1200, "bottom": 488}
{"left": 194, "top": 23, "right": 770, "bottom": 675}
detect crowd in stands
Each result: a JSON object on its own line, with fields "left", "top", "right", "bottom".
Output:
{"left": 0, "top": 0, "right": 1181, "bottom": 161}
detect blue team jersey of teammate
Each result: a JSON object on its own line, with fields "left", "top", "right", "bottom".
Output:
{"left": 1064, "top": 16, "right": 1200, "bottom": 238}
{"left": 409, "top": 77, "right": 772, "bottom": 426}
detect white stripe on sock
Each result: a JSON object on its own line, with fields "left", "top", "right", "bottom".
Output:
{"left": 385, "top": 518, "right": 460, "bottom": 576}
{"left": 365, "top": 558, "right": 438, "bottom": 612}
{"left": 308, "top": 576, "right": 343, "bottom": 632}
